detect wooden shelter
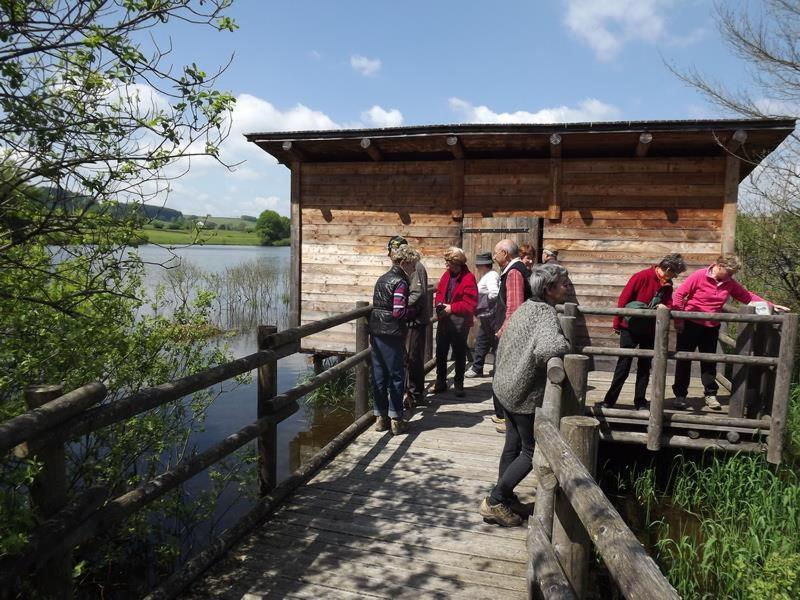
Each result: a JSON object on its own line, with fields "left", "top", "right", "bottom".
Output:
{"left": 246, "top": 119, "right": 793, "bottom": 355}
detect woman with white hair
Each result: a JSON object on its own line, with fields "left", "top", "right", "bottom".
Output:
{"left": 479, "top": 263, "right": 571, "bottom": 527}
{"left": 433, "top": 247, "right": 478, "bottom": 397}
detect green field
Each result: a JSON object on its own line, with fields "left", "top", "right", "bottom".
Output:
{"left": 138, "top": 226, "right": 260, "bottom": 246}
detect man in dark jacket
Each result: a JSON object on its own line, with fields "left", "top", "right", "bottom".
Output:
{"left": 369, "top": 243, "right": 421, "bottom": 436}
{"left": 600, "top": 253, "right": 686, "bottom": 410}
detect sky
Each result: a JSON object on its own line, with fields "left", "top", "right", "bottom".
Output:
{"left": 154, "top": 0, "right": 766, "bottom": 218}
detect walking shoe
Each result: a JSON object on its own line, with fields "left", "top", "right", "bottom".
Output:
{"left": 704, "top": 395, "right": 721, "bottom": 410}
{"left": 596, "top": 401, "right": 614, "bottom": 410}
{"left": 673, "top": 396, "right": 689, "bottom": 410}
{"left": 465, "top": 368, "right": 483, "bottom": 378}
{"left": 506, "top": 493, "right": 531, "bottom": 516}
{"left": 432, "top": 380, "right": 447, "bottom": 393}
{"left": 633, "top": 399, "right": 647, "bottom": 411}
{"left": 454, "top": 384, "right": 465, "bottom": 398}
{"left": 479, "top": 497, "right": 522, "bottom": 527}
{"left": 491, "top": 416, "right": 506, "bottom": 424}
{"left": 495, "top": 421, "right": 507, "bottom": 434}
{"left": 390, "top": 418, "right": 408, "bottom": 436}
{"left": 374, "top": 415, "right": 389, "bottom": 432}
{"left": 403, "top": 393, "right": 415, "bottom": 412}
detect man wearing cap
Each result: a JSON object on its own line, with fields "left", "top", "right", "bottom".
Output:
{"left": 385, "top": 236, "right": 430, "bottom": 409}
{"left": 542, "top": 245, "right": 559, "bottom": 264}
{"left": 466, "top": 252, "right": 500, "bottom": 379}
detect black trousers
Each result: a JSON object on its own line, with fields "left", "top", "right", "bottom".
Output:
{"left": 472, "top": 316, "right": 498, "bottom": 373}
{"left": 435, "top": 320, "right": 468, "bottom": 387}
{"left": 603, "top": 328, "right": 655, "bottom": 406}
{"left": 405, "top": 324, "right": 427, "bottom": 402}
{"left": 673, "top": 321, "right": 721, "bottom": 398}
{"left": 490, "top": 410, "right": 535, "bottom": 504}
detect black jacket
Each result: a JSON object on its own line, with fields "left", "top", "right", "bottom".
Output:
{"left": 369, "top": 265, "right": 410, "bottom": 337}
{"left": 494, "top": 260, "right": 533, "bottom": 330}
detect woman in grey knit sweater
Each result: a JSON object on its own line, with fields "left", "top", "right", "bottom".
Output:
{"left": 479, "top": 263, "right": 571, "bottom": 527}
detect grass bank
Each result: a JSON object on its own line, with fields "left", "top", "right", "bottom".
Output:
{"left": 137, "top": 227, "right": 260, "bottom": 246}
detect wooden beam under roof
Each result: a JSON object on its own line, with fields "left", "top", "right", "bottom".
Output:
{"left": 446, "top": 135, "right": 465, "bottom": 159}
{"left": 281, "top": 141, "right": 307, "bottom": 163}
{"left": 360, "top": 137, "right": 383, "bottom": 161}
{"left": 635, "top": 132, "right": 652, "bottom": 157}
{"left": 725, "top": 129, "right": 748, "bottom": 153}
{"left": 549, "top": 133, "right": 562, "bottom": 158}
{"left": 548, "top": 133, "right": 562, "bottom": 220}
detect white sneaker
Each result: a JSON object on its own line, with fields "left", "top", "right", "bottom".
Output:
{"left": 704, "top": 395, "right": 721, "bottom": 410}
{"left": 673, "top": 396, "right": 688, "bottom": 410}
{"left": 464, "top": 368, "right": 483, "bottom": 379}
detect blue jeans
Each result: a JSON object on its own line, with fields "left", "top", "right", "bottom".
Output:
{"left": 370, "top": 334, "right": 406, "bottom": 419}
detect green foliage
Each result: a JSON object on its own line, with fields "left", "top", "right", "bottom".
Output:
{"left": 272, "top": 237, "right": 291, "bottom": 247}
{"left": 255, "top": 210, "right": 291, "bottom": 246}
{"left": 152, "top": 221, "right": 165, "bottom": 229}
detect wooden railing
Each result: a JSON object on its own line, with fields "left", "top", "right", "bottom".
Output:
{"left": 528, "top": 357, "right": 679, "bottom": 600}
{"left": 556, "top": 302, "right": 797, "bottom": 464}
{"left": 0, "top": 291, "right": 437, "bottom": 600}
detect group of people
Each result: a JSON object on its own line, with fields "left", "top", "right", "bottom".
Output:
{"left": 367, "top": 236, "right": 789, "bottom": 527}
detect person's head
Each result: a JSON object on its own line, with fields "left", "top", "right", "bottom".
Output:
{"left": 519, "top": 243, "right": 535, "bottom": 269}
{"left": 444, "top": 246, "right": 467, "bottom": 275}
{"left": 711, "top": 253, "right": 742, "bottom": 281}
{"left": 386, "top": 235, "right": 408, "bottom": 258}
{"left": 656, "top": 253, "right": 687, "bottom": 280}
{"left": 542, "top": 245, "right": 559, "bottom": 264}
{"left": 474, "top": 251, "right": 493, "bottom": 275}
{"left": 529, "top": 263, "right": 570, "bottom": 306}
{"left": 392, "top": 244, "right": 421, "bottom": 277}
{"left": 492, "top": 239, "right": 519, "bottom": 268}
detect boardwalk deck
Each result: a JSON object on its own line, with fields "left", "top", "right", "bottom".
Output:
{"left": 183, "top": 369, "right": 726, "bottom": 599}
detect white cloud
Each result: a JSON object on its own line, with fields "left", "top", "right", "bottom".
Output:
{"left": 308, "top": 50, "right": 322, "bottom": 60}
{"left": 253, "top": 195, "right": 281, "bottom": 210}
{"left": 562, "top": 0, "right": 703, "bottom": 61}
{"left": 448, "top": 97, "right": 621, "bottom": 123}
{"left": 350, "top": 54, "right": 382, "bottom": 76}
{"left": 361, "top": 105, "right": 404, "bottom": 128}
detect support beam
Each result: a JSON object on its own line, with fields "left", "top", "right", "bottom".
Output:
{"left": 725, "top": 129, "right": 748, "bottom": 153}
{"left": 721, "top": 154, "right": 740, "bottom": 254}
{"left": 549, "top": 133, "right": 562, "bottom": 220}
{"left": 281, "top": 140, "right": 307, "bottom": 163}
{"left": 635, "top": 132, "right": 652, "bottom": 157}
{"left": 445, "top": 135, "right": 465, "bottom": 159}
{"left": 360, "top": 137, "right": 383, "bottom": 161}
{"left": 451, "top": 157, "right": 464, "bottom": 221}
{"left": 290, "top": 162, "right": 302, "bottom": 328}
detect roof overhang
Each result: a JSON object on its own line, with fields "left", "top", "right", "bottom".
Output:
{"left": 245, "top": 118, "right": 795, "bottom": 180}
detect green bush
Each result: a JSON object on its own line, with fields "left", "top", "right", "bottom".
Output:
{"left": 167, "top": 222, "right": 182, "bottom": 230}
{"left": 152, "top": 221, "right": 164, "bottom": 229}
{"left": 272, "top": 237, "right": 290, "bottom": 247}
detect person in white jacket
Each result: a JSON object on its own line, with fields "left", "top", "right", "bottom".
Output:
{"left": 466, "top": 252, "right": 500, "bottom": 378}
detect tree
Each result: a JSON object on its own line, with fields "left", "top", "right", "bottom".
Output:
{"left": 255, "top": 209, "right": 290, "bottom": 245}
{"left": 671, "top": 0, "right": 800, "bottom": 309}
{"left": 0, "top": 0, "right": 237, "bottom": 311}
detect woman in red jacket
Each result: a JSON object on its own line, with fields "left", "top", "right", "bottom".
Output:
{"left": 600, "top": 253, "right": 686, "bottom": 410}
{"left": 433, "top": 247, "right": 478, "bottom": 397}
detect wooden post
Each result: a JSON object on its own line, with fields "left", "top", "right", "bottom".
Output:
{"left": 721, "top": 154, "right": 740, "bottom": 255}
{"left": 551, "top": 416, "right": 599, "bottom": 600}
{"left": 289, "top": 162, "right": 302, "bottom": 329}
{"left": 312, "top": 354, "right": 324, "bottom": 375}
{"left": 527, "top": 517, "right": 577, "bottom": 600}
{"left": 533, "top": 358, "right": 565, "bottom": 538}
{"left": 559, "top": 316, "right": 576, "bottom": 354}
{"left": 424, "top": 288, "right": 434, "bottom": 363}
{"left": 757, "top": 323, "right": 781, "bottom": 418}
{"left": 563, "top": 302, "right": 579, "bottom": 354}
{"left": 768, "top": 313, "right": 797, "bottom": 464}
{"left": 647, "top": 304, "right": 670, "bottom": 451}
{"left": 355, "top": 301, "right": 370, "bottom": 417}
{"left": 257, "top": 325, "right": 279, "bottom": 495}
{"left": 562, "top": 354, "right": 589, "bottom": 418}
{"left": 729, "top": 305, "right": 755, "bottom": 418}
{"left": 25, "top": 383, "right": 71, "bottom": 599}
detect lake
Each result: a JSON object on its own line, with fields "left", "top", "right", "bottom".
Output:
{"left": 135, "top": 244, "right": 355, "bottom": 543}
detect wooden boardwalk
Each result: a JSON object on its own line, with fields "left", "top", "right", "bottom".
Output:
{"left": 182, "top": 368, "right": 729, "bottom": 599}
{"left": 184, "top": 375, "right": 533, "bottom": 599}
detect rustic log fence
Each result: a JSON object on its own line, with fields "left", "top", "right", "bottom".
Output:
{"left": 528, "top": 356, "right": 680, "bottom": 600}
{"left": 0, "top": 288, "right": 439, "bottom": 600}
{"left": 557, "top": 302, "right": 797, "bottom": 464}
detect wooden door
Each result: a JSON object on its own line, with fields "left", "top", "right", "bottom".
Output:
{"left": 461, "top": 216, "right": 542, "bottom": 273}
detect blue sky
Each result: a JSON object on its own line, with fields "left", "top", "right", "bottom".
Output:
{"left": 159, "top": 0, "right": 761, "bottom": 218}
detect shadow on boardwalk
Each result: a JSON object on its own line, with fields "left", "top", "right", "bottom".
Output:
{"left": 183, "top": 376, "right": 531, "bottom": 599}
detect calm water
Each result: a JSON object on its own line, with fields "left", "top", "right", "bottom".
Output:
{"left": 135, "top": 244, "right": 354, "bottom": 541}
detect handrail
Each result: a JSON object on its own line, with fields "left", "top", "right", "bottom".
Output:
{"left": 554, "top": 303, "right": 786, "bottom": 324}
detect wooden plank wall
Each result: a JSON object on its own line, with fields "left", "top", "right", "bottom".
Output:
{"left": 295, "top": 156, "right": 726, "bottom": 356}
{"left": 299, "top": 162, "right": 460, "bottom": 353}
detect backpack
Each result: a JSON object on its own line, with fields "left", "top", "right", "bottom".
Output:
{"left": 622, "top": 287, "right": 667, "bottom": 336}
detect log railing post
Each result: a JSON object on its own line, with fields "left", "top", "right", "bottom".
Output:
{"left": 532, "top": 357, "right": 566, "bottom": 538}
{"left": 647, "top": 304, "right": 670, "bottom": 451}
{"left": 563, "top": 303, "right": 578, "bottom": 353}
{"left": 257, "top": 325, "right": 279, "bottom": 496}
{"left": 757, "top": 323, "right": 782, "bottom": 418}
{"left": 768, "top": 313, "right": 797, "bottom": 464}
{"left": 25, "top": 383, "right": 71, "bottom": 599}
{"left": 354, "top": 301, "right": 370, "bottom": 417}
{"left": 729, "top": 305, "right": 755, "bottom": 418}
{"left": 424, "top": 288, "right": 434, "bottom": 363}
{"left": 551, "top": 416, "right": 599, "bottom": 600}
{"left": 562, "top": 354, "right": 589, "bottom": 418}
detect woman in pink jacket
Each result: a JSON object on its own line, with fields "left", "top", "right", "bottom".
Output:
{"left": 671, "top": 254, "right": 789, "bottom": 410}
